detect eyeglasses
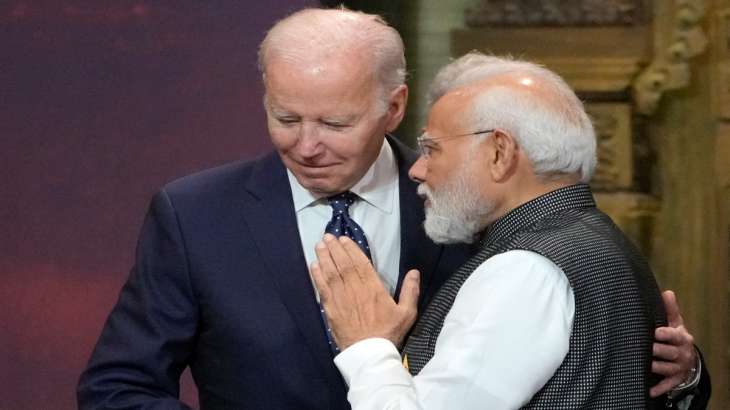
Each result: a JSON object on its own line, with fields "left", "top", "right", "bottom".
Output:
{"left": 416, "top": 129, "right": 495, "bottom": 158}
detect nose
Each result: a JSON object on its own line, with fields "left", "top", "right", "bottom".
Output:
{"left": 408, "top": 155, "right": 427, "bottom": 183}
{"left": 297, "top": 122, "right": 324, "bottom": 159}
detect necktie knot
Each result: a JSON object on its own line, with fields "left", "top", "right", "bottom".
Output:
{"left": 327, "top": 191, "right": 356, "bottom": 214}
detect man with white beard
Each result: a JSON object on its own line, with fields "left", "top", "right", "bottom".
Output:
{"left": 416, "top": 159, "right": 492, "bottom": 244}
{"left": 311, "top": 53, "right": 707, "bottom": 409}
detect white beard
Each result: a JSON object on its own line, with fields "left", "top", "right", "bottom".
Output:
{"left": 418, "top": 166, "right": 494, "bottom": 244}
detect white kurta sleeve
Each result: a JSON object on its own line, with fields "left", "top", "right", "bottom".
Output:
{"left": 334, "top": 250, "right": 575, "bottom": 410}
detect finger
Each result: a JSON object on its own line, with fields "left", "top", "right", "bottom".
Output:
{"left": 338, "top": 236, "right": 374, "bottom": 283}
{"left": 650, "top": 376, "right": 682, "bottom": 397}
{"left": 315, "top": 239, "right": 341, "bottom": 286}
{"left": 654, "top": 326, "right": 687, "bottom": 346}
{"left": 652, "top": 360, "right": 681, "bottom": 376}
{"left": 652, "top": 342, "right": 679, "bottom": 362}
{"left": 662, "top": 290, "right": 684, "bottom": 327}
{"left": 310, "top": 262, "right": 332, "bottom": 304}
{"left": 338, "top": 235, "right": 371, "bottom": 267}
{"left": 324, "top": 234, "right": 356, "bottom": 279}
{"left": 398, "top": 269, "right": 420, "bottom": 319}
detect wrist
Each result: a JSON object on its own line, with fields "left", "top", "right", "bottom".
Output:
{"left": 668, "top": 348, "right": 701, "bottom": 400}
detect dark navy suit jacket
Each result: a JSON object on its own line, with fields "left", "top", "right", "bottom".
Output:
{"left": 77, "top": 138, "right": 470, "bottom": 409}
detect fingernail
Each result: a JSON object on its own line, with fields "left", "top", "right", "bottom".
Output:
{"left": 324, "top": 234, "right": 335, "bottom": 242}
{"left": 316, "top": 241, "right": 326, "bottom": 249}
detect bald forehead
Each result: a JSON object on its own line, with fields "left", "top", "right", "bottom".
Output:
{"left": 260, "top": 9, "right": 381, "bottom": 70}
{"left": 427, "top": 88, "right": 474, "bottom": 129}
{"left": 456, "top": 72, "right": 577, "bottom": 113}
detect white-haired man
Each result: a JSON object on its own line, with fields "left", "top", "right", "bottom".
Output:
{"left": 77, "top": 8, "right": 470, "bottom": 409}
{"left": 78, "top": 7, "right": 704, "bottom": 408}
{"left": 312, "top": 52, "right": 709, "bottom": 409}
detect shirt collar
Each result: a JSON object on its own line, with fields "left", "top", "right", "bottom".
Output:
{"left": 287, "top": 138, "right": 399, "bottom": 213}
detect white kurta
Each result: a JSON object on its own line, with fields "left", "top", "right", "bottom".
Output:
{"left": 334, "top": 250, "right": 575, "bottom": 410}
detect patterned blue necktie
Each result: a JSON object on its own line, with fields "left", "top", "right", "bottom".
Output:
{"left": 324, "top": 191, "right": 371, "bottom": 259}
{"left": 319, "top": 191, "right": 371, "bottom": 355}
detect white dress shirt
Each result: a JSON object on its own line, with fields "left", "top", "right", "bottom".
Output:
{"left": 288, "top": 138, "right": 402, "bottom": 297}
{"left": 334, "top": 250, "right": 576, "bottom": 410}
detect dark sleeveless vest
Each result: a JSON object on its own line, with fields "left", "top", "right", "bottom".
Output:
{"left": 403, "top": 184, "right": 666, "bottom": 409}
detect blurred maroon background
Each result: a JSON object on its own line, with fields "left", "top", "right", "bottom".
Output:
{"left": 0, "top": 1, "right": 318, "bottom": 408}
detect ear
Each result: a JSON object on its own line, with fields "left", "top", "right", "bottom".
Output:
{"left": 488, "top": 130, "right": 519, "bottom": 182}
{"left": 384, "top": 84, "right": 409, "bottom": 133}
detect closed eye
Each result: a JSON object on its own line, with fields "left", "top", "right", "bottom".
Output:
{"left": 424, "top": 141, "right": 440, "bottom": 153}
{"left": 276, "top": 116, "right": 300, "bottom": 125}
{"left": 321, "top": 120, "right": 350, "bottom": 131}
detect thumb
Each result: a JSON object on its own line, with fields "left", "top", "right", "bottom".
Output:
{"left": 662, "top": 290, "right": 683, "bottom": 327}
{"left": 398, "top": 269, "right": 420, "bottom": 317}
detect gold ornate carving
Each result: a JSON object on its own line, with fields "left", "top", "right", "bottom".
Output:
{"left": 632, "top": 0, "right": 708, "bottom": 115}
{"left": 465, "top": 0, "right": 650, "bottom": 27}
{"left": 586, "top": 103, "right": 634, "bottom": 191}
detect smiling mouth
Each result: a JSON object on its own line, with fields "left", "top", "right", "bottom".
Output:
{"left": 290, "top": 157, "right": 337, "bottom": 168}
{"left": 302, "top": 163, "right": 335, "bottom": 168}
{"left": 293, "top": 162, "right": 340, "bottom": 178}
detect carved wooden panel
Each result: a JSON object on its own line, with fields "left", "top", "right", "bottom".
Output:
{"left": 451, "top": 26, "right": 651, "bottom": 93}
{"left": 632, "top": 0, "right": 708, "bottom": 114}
{"left": 465, "top": 0, "right": 651, "bottom": 27}
{"left": 586, "top": 103, "right": 634, "bottom": 191}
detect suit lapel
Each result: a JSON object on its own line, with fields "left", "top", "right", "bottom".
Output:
{"left": 239, "top": 152, "right": 344, "bottom": 386}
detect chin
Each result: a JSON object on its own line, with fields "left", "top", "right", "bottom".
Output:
{"left": 299, "top": 178, "right": 347, "bottom": 196}
{"left": 289, "top": 163, "right": 359, "bottom": 195}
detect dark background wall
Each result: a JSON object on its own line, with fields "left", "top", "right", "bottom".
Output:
{"left": 0, "top": 1, "right": 318, "bottom": 408}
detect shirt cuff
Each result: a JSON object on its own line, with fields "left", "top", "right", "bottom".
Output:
{"left": 334, "top": 337, "right": 403, "bottom": 387}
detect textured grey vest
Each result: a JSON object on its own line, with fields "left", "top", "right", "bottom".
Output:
{"left": 403, "top": 184, "right": 666, "bottom": 409}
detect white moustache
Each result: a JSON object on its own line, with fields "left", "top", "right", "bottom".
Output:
{"left": 417, "top": 183, "right": 431, "bottom": 199}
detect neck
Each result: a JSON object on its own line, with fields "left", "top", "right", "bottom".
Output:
{"left": 485, "top": 174, "right": 580, "bottom": 226}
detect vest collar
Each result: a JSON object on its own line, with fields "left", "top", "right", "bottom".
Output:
{"left": 479, "top": 184, "right": 596, "bottom": 248}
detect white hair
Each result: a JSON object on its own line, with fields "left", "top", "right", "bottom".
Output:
{"left": 258, "top": 7, "right": 406, "bottom": 107}
{"left": 429, "top": 52, "right": 597, "bottom": 182}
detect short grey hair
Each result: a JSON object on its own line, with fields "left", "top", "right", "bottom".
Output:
{"left": 258, "top": 7, "right": 406, "bottom": 107}
{"left": 430, "top": 52, "right": 597, "bottom": 182}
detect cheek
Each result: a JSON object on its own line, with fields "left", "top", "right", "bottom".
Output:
{"left": 321, "top": 137, "right": 361, "bottom": 160}
{"left": 424, "top": 159, "right": 449, "bottom": 187}
{"left": 268, "top": 128, "right": 296, "bottom": 153}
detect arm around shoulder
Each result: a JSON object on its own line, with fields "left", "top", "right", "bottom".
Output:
{"left": 77, "top": 190, "right": 198, "bottom": 409}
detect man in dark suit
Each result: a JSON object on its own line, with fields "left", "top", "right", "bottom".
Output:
{"left": 77, "top": 8, "right": 469, "bottom": 409}
{"left": 78, "top": 8, "right": 706, "bottom": 410}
